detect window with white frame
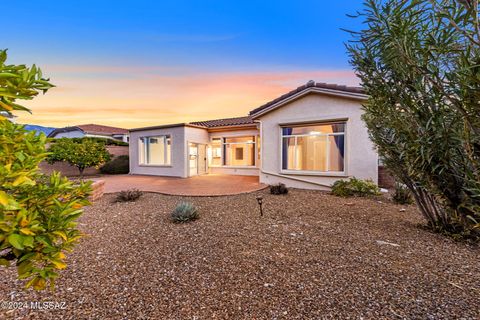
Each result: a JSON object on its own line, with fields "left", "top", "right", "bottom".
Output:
{"left": 281, "top": 122, "right": 345, "bottom": 172}
{"left": 139, "top": 135, "right": 171, "bottom": 165}
{"left": 223, "top": 136, "right": 255, "bottom": 166}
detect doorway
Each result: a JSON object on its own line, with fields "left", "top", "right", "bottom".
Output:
{"left": 188, "top": 143, "right": 207, "bottom": 177}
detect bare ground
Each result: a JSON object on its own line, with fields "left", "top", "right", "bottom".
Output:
{"left": 1, "top": 189, "right": 479, "bottom": 319}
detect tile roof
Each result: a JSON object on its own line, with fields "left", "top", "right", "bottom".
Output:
{"left": 190, "top": 116, "right": 255, "bottom": 128}
{"left": 249, "top": 81, "right": 365, "bottom": 116}
{"left": 76, "top": 124, "right": 129, "bottom": 135}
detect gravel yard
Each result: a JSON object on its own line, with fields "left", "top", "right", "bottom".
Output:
{"left": 1, "top": 189, "right": 479, "bottom": 319}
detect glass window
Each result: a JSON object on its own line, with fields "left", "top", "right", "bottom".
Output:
{"left": 209, "top": 138, "right": 222, "bottom": 166}
{"left": 282, "top": 122, "right": 345, "bottom": 172}
{"left": 223, "top": 136, "right": 255, "bottom": 166}
{"left": 139, "top": 135, "right": 171, "bottom": 165}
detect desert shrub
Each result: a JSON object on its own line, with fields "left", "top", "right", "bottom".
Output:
{"left": 101, "top": 155, "right": 129, "bottom": 174}
{"left": 115, "top": 189, "right": 142, "bottom": 202}
{"left": 47, "top": 138, "right": 111, "bottom": 177}
{"left": 171, "top": 202, "right": 198, "bottom": 223}
{"left": 0, "top": 49, "right": 91, "bottom": 290}
{"left": 270, "top": 183, "right": 288, "bottom": 195}
{"left": 331, "top": 177, "right": 380, "bottom": 197}
{"left": 346, "top": 0, "right": 480, "bottom": 239}
{"left": 392, "top": 183, "right": 414, "bottom": 205}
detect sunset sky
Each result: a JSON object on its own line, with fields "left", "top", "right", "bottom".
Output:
{"left": 5, "top": 0, "right": 364, "bottom": 129}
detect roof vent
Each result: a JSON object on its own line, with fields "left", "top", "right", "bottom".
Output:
{"left": 306, "top": 80, "right": 315, "bottom": 86}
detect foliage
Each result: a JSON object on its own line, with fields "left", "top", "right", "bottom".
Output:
{"left": 331, "top": 177, "right": 381, "bottom": 197}
{"left": 0, "top": 120, "right": 92, "bottom": 290}
{"left": 0, "top": 49, "right": 54, "bottom": 118}
{"left": 0, "top": 48, "right": 91, "bottom": 290}
{"left": 46, "top": 138, "right": 111, "bottom": 177}
{"left": 171, "top": 202, "right": 199, "bottom": 223}
{"left": 115, "top": 189, "right": 142, "bottom": 202}
{"left": 100, "top": 155, "right": 129, "bottom": 174}
{"left": 346, "top": 0, "right": 480, "bottom": 239}
{"left": 270, "top": 183, "right": 288, "bottom": 195}
{"left": 70, "top": 137, "right": 128, "bottom": 146}
{"left": 392, "top": 183, "right": 414, "bottom": 205}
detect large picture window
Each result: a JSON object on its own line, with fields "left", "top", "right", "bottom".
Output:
{"left": 139, "top": 135, "right": 171, "bottom": 165}
{"left": 282, "top": 122, "right": 345, "bottom": 172}
{"left": 223, "top": 136, "right": 255, "bottom": 166}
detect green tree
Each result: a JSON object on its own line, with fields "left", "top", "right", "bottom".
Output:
{"left": 346, "top": 0, "right": 480, "bottom": 239}
{"left": 47, "top": 138, "right": 111, "bottom": 178}
{"left": 0, "top": 49, "right": 92, "bottom": 290}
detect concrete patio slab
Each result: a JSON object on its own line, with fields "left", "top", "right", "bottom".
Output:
{"left": 92, "top": 174, "right": 267, "bottom": 196}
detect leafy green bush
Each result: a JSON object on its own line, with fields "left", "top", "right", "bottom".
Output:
{"left": 392, "top": 183, "right": 414, "bottom": 205}
{"left": 46, "top": 138, "right": 111, "bottom": 177}
{"left": 270, "top": 183, "right": 288, "bottom": 195}
{"left": 0, "top": 121, "right": 91, "bottom": 290}
{"left": 171, "top": 202, "right": 198, "bottom": 223}
{"left": 70, "top": 137, "right": 128, "bottom": 146}
{"left": 115, "top": 189, "right": 142, "bottom": 202}
{"left": 100, "top": 155, "right": 129, "bottom": 174}
{"left": 331, "top": 177, "right": 380, "bottom": 197}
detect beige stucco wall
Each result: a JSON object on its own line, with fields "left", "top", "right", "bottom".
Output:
{"left": 129, "top": 126, "right": 188, "bottom": 177}
{"left": 257, "top": 92, "right": 378, "bottom": 190}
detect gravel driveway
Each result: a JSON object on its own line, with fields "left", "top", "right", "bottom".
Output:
{"left": 1, "top": 189, "right": 479, "bottom": 319}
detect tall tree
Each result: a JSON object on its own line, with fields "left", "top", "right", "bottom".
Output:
{"left": 346, "top": 0, "right": 480, "bottom": 239}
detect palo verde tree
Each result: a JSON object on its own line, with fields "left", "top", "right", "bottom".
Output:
{"left": 0, "top": 49, "right": 92, "bottom": 290}
{"left": 46, "top": 138, "right": 111, "bottom": 178}
{"left": 346, "top": 0, "right": 480, "bottom": 239}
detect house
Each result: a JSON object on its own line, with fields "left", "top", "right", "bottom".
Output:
{"left": 129, "top": 81, "right": 378, "bottom": 190}
{"left": 48, "top": 124, "right": 129, "bottom": 142}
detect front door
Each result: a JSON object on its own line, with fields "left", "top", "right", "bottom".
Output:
{"left": 198, "top": 144, "right": 207, "bottom": 175}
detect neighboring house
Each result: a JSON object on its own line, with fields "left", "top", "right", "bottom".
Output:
{"left": 129, "top": 81, "right": 378, "bottom": 190}
{"left": 48, "top": 124, "right": 129, "bottom": 142}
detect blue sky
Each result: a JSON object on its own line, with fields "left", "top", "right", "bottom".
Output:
{"left": 4, "top": 0, "right": 365, "bottom": 127}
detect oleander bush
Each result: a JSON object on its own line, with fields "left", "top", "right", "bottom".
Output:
{"left": 270, "top": 183, "right": 288, "bottom": 195}
{"left": 346, "top": 0, "right": 480, "bottom": 240}
{"left": 331, "top": 177, "right": 381, "bottom": 197}
{"left": 100, "top": 155, "right": 129, "bottom": 174}
{"left": 171, "top": 202, "right": 198, "bottom": 223}
{"left": 392, "top": 183, "right": 414, "bottom": 205}
{"left": 115, "top": 189, "right": 142, "bottom": 202}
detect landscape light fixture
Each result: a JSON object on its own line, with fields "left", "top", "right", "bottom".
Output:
{"left": 256, "top": 195, "right": 264, "bottom": 216}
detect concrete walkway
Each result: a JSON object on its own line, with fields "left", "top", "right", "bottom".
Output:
{"left": 93, "top": 174, "right": 267, "bottom": 196}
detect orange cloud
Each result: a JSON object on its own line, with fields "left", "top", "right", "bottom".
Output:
{"left": 16, "top": 67, "right": 359, "bottom": 128}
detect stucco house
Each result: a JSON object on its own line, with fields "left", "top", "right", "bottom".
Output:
{"left": 48, "top": 124, "right": 129, "bottom": 142}
{"left": 129, "top": 81, "right": 378, "bottom": 190}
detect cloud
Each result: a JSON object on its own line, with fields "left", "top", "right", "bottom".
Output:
{"left": 17, "top": 67, "right": 359, "bottom": 128}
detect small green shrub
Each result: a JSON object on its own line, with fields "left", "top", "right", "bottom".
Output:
{"left": 392, "top": 183, "right": 414, "bottom": 205}
{"left": 270, "top": 183, "right": 288, "bottom": 195}
{"left": 100, "top": 155, "right": 129, "bottom": 174}
{"left": 115, "top": 189, "right": 142, "bottom": 202}
{"left": 331, "top": 177, "right": 381, "bottom": 197}
{"left": 171, "top": 202, "right": 198, "bottom": 223}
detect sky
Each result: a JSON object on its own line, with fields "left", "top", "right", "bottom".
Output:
{"left": 4, "top": 0, "right": 365, "bottom": 129}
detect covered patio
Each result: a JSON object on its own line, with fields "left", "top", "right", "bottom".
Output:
{"left": 93, "top": 174, "right": 266, "bottom": 196}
